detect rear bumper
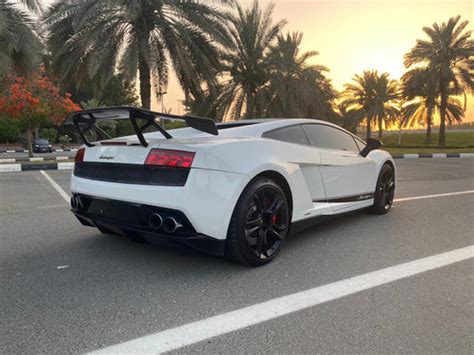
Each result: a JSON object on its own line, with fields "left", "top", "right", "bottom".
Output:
{"left": 72, "top": 194, "right": 225, "bottom": 255}
{"left": 70, "top": 167, "right": 250, "bottom": 240}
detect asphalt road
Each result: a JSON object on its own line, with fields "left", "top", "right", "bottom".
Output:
{"left": 1, "top": 159, "right": 473, "bottom": 354}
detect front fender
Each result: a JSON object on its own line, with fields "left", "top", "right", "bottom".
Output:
{"left": 367, "top": 149, "right": 397, "bottom": 185}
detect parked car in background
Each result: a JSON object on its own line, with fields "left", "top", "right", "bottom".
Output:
{"left": 33, "top": 139, "right": 53, "bottom": 153}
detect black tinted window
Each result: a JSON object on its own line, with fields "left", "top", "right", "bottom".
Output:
{"left": 302, "top": 124, "right": 359, "bottom": 151}
{"left": 263, "top": 125, "right": 309, "bottom": 145}
{"left": 354, "top": 137, "right": 366, "bottom": 151}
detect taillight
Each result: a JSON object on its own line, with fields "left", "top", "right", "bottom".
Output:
{"left": 145, "top": 149, "right": 195, "bottom": 168}
{"left": 75, "top": 147, "right": 85, "bottom": 163}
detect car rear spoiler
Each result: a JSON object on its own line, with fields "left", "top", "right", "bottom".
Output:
{"left": 64, "top": 106, "right": 218, "bottom": 147}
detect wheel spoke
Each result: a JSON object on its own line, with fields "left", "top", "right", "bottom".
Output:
{"left": 245, "top": 225, "right": 260, "bottom": 236}
{"left": 261, "top": 233, "right": 270, "bottom": 257}
{"left": 268, "top": 226, "right": 285, "bottom": 240}
{"left": 259, "top": 190, "right": 269, "bottom": 207}
{"left": 255, "top": 230, "right": 264, "bottom": 256}
{"left": 245, "top": 217, "right": 262, "bottom": 229}
{"left": 266, "top": 198, "right": 284, "bottom": 214}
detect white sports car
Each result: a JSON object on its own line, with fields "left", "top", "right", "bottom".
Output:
{"left": 68, "top": 107, "right": 396, "bottom": 266}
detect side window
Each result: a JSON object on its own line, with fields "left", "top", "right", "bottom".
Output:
{"left": 262, "top": 125, "right": 309, "bottom": 145}
{"left": 302, "top": 124, "right": 360, "bottom": 152}
{"left": 354, "top": 137, "right": 366, "bottom": 151}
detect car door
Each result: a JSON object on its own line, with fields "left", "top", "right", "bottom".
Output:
{"left": 262, "top": 125, "right": 327, "bottom": 204}
{"left": 302, "top": 124, "right": 376, "bottom": 211}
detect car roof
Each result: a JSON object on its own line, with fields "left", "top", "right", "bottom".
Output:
{"left": 161, "top": 118, "right": 355, "bottom": 141}
{"left": 215, "top": 118, "right": 346, "bottom": 137}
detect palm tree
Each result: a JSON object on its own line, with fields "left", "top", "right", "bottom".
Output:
{"left": 263, "top": 32, "right": 337, "bottom": 120}
{"left": 401, "top": 67, "right": 437, "bottom": 141}
{"left": 373, "top": 74, "right": 400, "bottom": 138}
{"left": 336, "top": 100, "right": 365, "bottom": 134}
{"left": 402, "top": 93, "right": 465, "bottom": 130}
{"left": 45, "top": 0, "right": 232, "bottom": 109}
{"left": 215, "top": 0, "right": 286, "bottom": 119}
{"left": 404, "top": 16, "right": 474, "bottom": 148}
{"left": 342, "top": 71, "right": 377, "bottom": 139}
{"left": 0, "top": 0, "right": 42, "bottom": 79}
{"left": 342, "top": 70, "right": 399, "bottom": 139}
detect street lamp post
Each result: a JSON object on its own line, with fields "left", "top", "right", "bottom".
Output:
{"left": 157, "top": 91, "right": 167, "bottom": 112}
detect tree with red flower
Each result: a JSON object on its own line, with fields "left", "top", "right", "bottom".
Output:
{"left": 0, "top": 69, "right": 81, "bottom": 156}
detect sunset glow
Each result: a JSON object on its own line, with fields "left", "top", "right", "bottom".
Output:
{"left": 160, "top": 0, "right": 473, "bottom": 121}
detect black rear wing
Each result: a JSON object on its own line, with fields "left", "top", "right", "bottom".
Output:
{"left": 64, "top": 106, "right": 218, "bottom": 147}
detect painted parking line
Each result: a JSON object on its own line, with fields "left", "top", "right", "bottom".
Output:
{"left": 395, "top": 190, "right": 474, "bottom": 203}
{"left": 89, "top": 245, "right": 474, "bottom": 355}
{"left": 39, "top": 170, "right": 70, "bottom": 203}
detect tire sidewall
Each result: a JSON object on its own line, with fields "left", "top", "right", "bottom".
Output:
{"left": 371, "top": 163, "right": 395, "bottom": 214}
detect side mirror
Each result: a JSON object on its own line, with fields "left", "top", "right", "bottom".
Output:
{"left": 360, "top": 138, "right": 382, "bottom": 157}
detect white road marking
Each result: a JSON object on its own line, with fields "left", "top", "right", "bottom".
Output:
{"left": 89, "top": 245, "right": 474, "bottom": 355}
{"left": 395, "top": 190, "right": 474, "bottom": 203}
{"left": 39, "top": 170, "right": 70, "bottom": 203}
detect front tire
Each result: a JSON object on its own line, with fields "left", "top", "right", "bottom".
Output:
{"left": 225, "top": 178, "right": 290, "bottom": 266}
{"left": 369, "top": 163, "right": 395, "bottom": 214}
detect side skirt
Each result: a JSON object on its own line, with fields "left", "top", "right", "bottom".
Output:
{"left": 289, "top": 208, "right": 368, "bottom": 235}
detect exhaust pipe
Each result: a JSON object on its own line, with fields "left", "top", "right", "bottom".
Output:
{"left": 149, "top": 213, "right": 163, "bottom": 229}
{"left": 71, "top": 196, "right": 82, "bottom": 209}
{"left": 163, "top": 217, "right": 183, "bottom": 234}
{"left": 70, "top": 196, "right": 77, "bottom": 209}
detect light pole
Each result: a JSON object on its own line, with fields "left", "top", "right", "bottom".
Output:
{"left": 157, "top": 91, "right": 167, "bottom": 112}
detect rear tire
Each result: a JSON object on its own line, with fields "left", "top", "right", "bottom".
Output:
{"left": 369, "top": 163, "right": 395, "bottom": 214}
{"left": 225, "top": 178, "right": 290, "bottom": 266}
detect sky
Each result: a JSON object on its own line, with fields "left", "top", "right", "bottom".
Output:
{"left": 162, "top": 0, "right": 473, "bottom": 121}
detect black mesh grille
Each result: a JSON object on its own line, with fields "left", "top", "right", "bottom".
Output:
{"left": 74, "top": 162, "right": 190, "bottom": 186}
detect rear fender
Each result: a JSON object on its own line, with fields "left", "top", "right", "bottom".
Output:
{"left": 244, "top": 162, "right": 315, "bottom": 222}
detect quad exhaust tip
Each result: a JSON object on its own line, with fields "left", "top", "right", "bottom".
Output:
{"left": 163, "top": 217, "right": 183, "bottom": 234}
{"left": 149, "top": 213, "right": 163, "bottom": 230}
{"left": 71, "top": 196, "right": 81, "bottom": 209}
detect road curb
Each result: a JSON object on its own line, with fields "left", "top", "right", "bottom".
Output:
{"left": 390, "top": 153, "right": 474, "bottom": 159}
{"left": 0, "top": 148, "right": 78, "bottom": 153}
{"left": 0, "top": 156, "right": 71, "bottom": 163}
{"left": 0, "top": 162, "right": 74, "bottom": 172}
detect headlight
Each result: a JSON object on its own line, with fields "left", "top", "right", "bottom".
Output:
{"left": 48, "top": 145, "right": 52, "bottom": 147}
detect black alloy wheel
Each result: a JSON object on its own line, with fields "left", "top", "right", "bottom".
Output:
{"left": 226, "top": 178, "right": 290, "bottom": 266}
{"left": 370, "top": 164, "right": 395, "bottom": 214}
